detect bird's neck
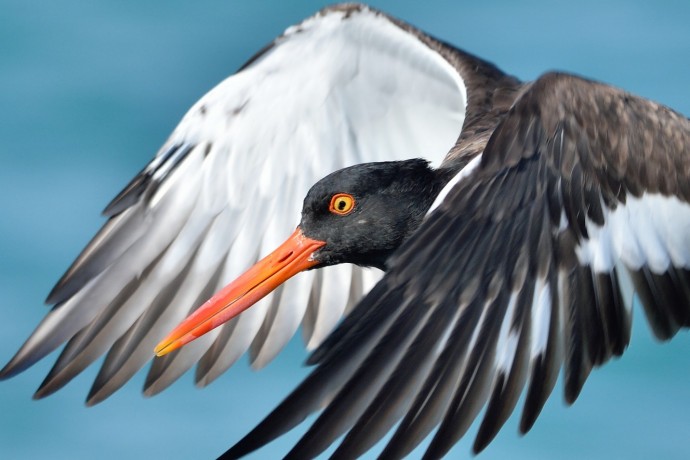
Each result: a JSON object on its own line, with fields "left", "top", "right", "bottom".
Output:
{"left": 377, "top": 165, "right": 457, "bottom": 271}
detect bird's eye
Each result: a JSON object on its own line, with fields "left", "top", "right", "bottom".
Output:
{"left": 329, "top": 193, "right": 355, "bottom": 215}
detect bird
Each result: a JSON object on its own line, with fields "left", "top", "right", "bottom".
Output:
{"left": 2, "top": 2, "right": 690, "bottom": 460}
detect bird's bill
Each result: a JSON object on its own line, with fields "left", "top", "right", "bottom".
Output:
{"left": 154, "top": 228, "right": 325, "bottom": 357}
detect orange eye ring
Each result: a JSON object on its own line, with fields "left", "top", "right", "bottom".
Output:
{"left": 329, "top": 193, "right": 355, "bottom": 215}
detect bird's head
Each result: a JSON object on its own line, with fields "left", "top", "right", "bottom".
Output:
{"left": 300, "top": 159, "right": 441, "bottom": 270}
{"left": 154, "top": 159, "right": 445, "bottom": 356}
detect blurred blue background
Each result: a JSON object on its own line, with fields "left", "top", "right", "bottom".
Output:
{"left": 1, "top": 1, "right": 689, "bottom": 459}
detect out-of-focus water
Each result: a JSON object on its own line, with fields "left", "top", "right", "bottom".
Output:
{"left": 1, "top": 1, "right": 689, "bottom": 459}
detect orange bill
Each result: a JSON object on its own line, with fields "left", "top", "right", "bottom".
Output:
{"left": 154, "top": 228, "right": 325, "bottom": 356}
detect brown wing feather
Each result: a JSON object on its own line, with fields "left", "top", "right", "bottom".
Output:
{"left": 225, "top": 71, "right": 690, "bottom": 459}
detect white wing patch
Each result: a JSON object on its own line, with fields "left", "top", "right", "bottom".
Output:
{"left": 577, "top": 193, "right": 690, "bottom": 273}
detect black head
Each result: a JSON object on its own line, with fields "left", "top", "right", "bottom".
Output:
{"left": 156, "top": 159, "right": 449, "bottom": 355}
{"left": 299, "top": 159, "right": 446, "bottom": 270}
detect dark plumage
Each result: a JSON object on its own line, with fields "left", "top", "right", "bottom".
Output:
{"left": 301, "top": 160, "right": 450, "bottom": 270}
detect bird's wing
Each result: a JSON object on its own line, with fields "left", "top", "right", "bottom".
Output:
{"left": 0, "top": 5, "right": 468, "bottom": 404}
{"left": 224, "top": 72, "right": 690, "bottom": 460}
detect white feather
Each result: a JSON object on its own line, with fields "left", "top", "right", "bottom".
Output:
{"left": 307, "top": 264, "right": 353, "bottom": 350}
{"left": 427, "top": 153, "right": 482, "bottom": 215}
{"left": 577, "top": 193, "right": 690, "bottom": 273}
{"left": 495, "top": 292, "right": 519, "bottom": 373}
{"left": 530, "top": 278, "right": 551, "bottom": 357}
{"left": 614, "top": 259, "right": 636, "bottom": 315}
